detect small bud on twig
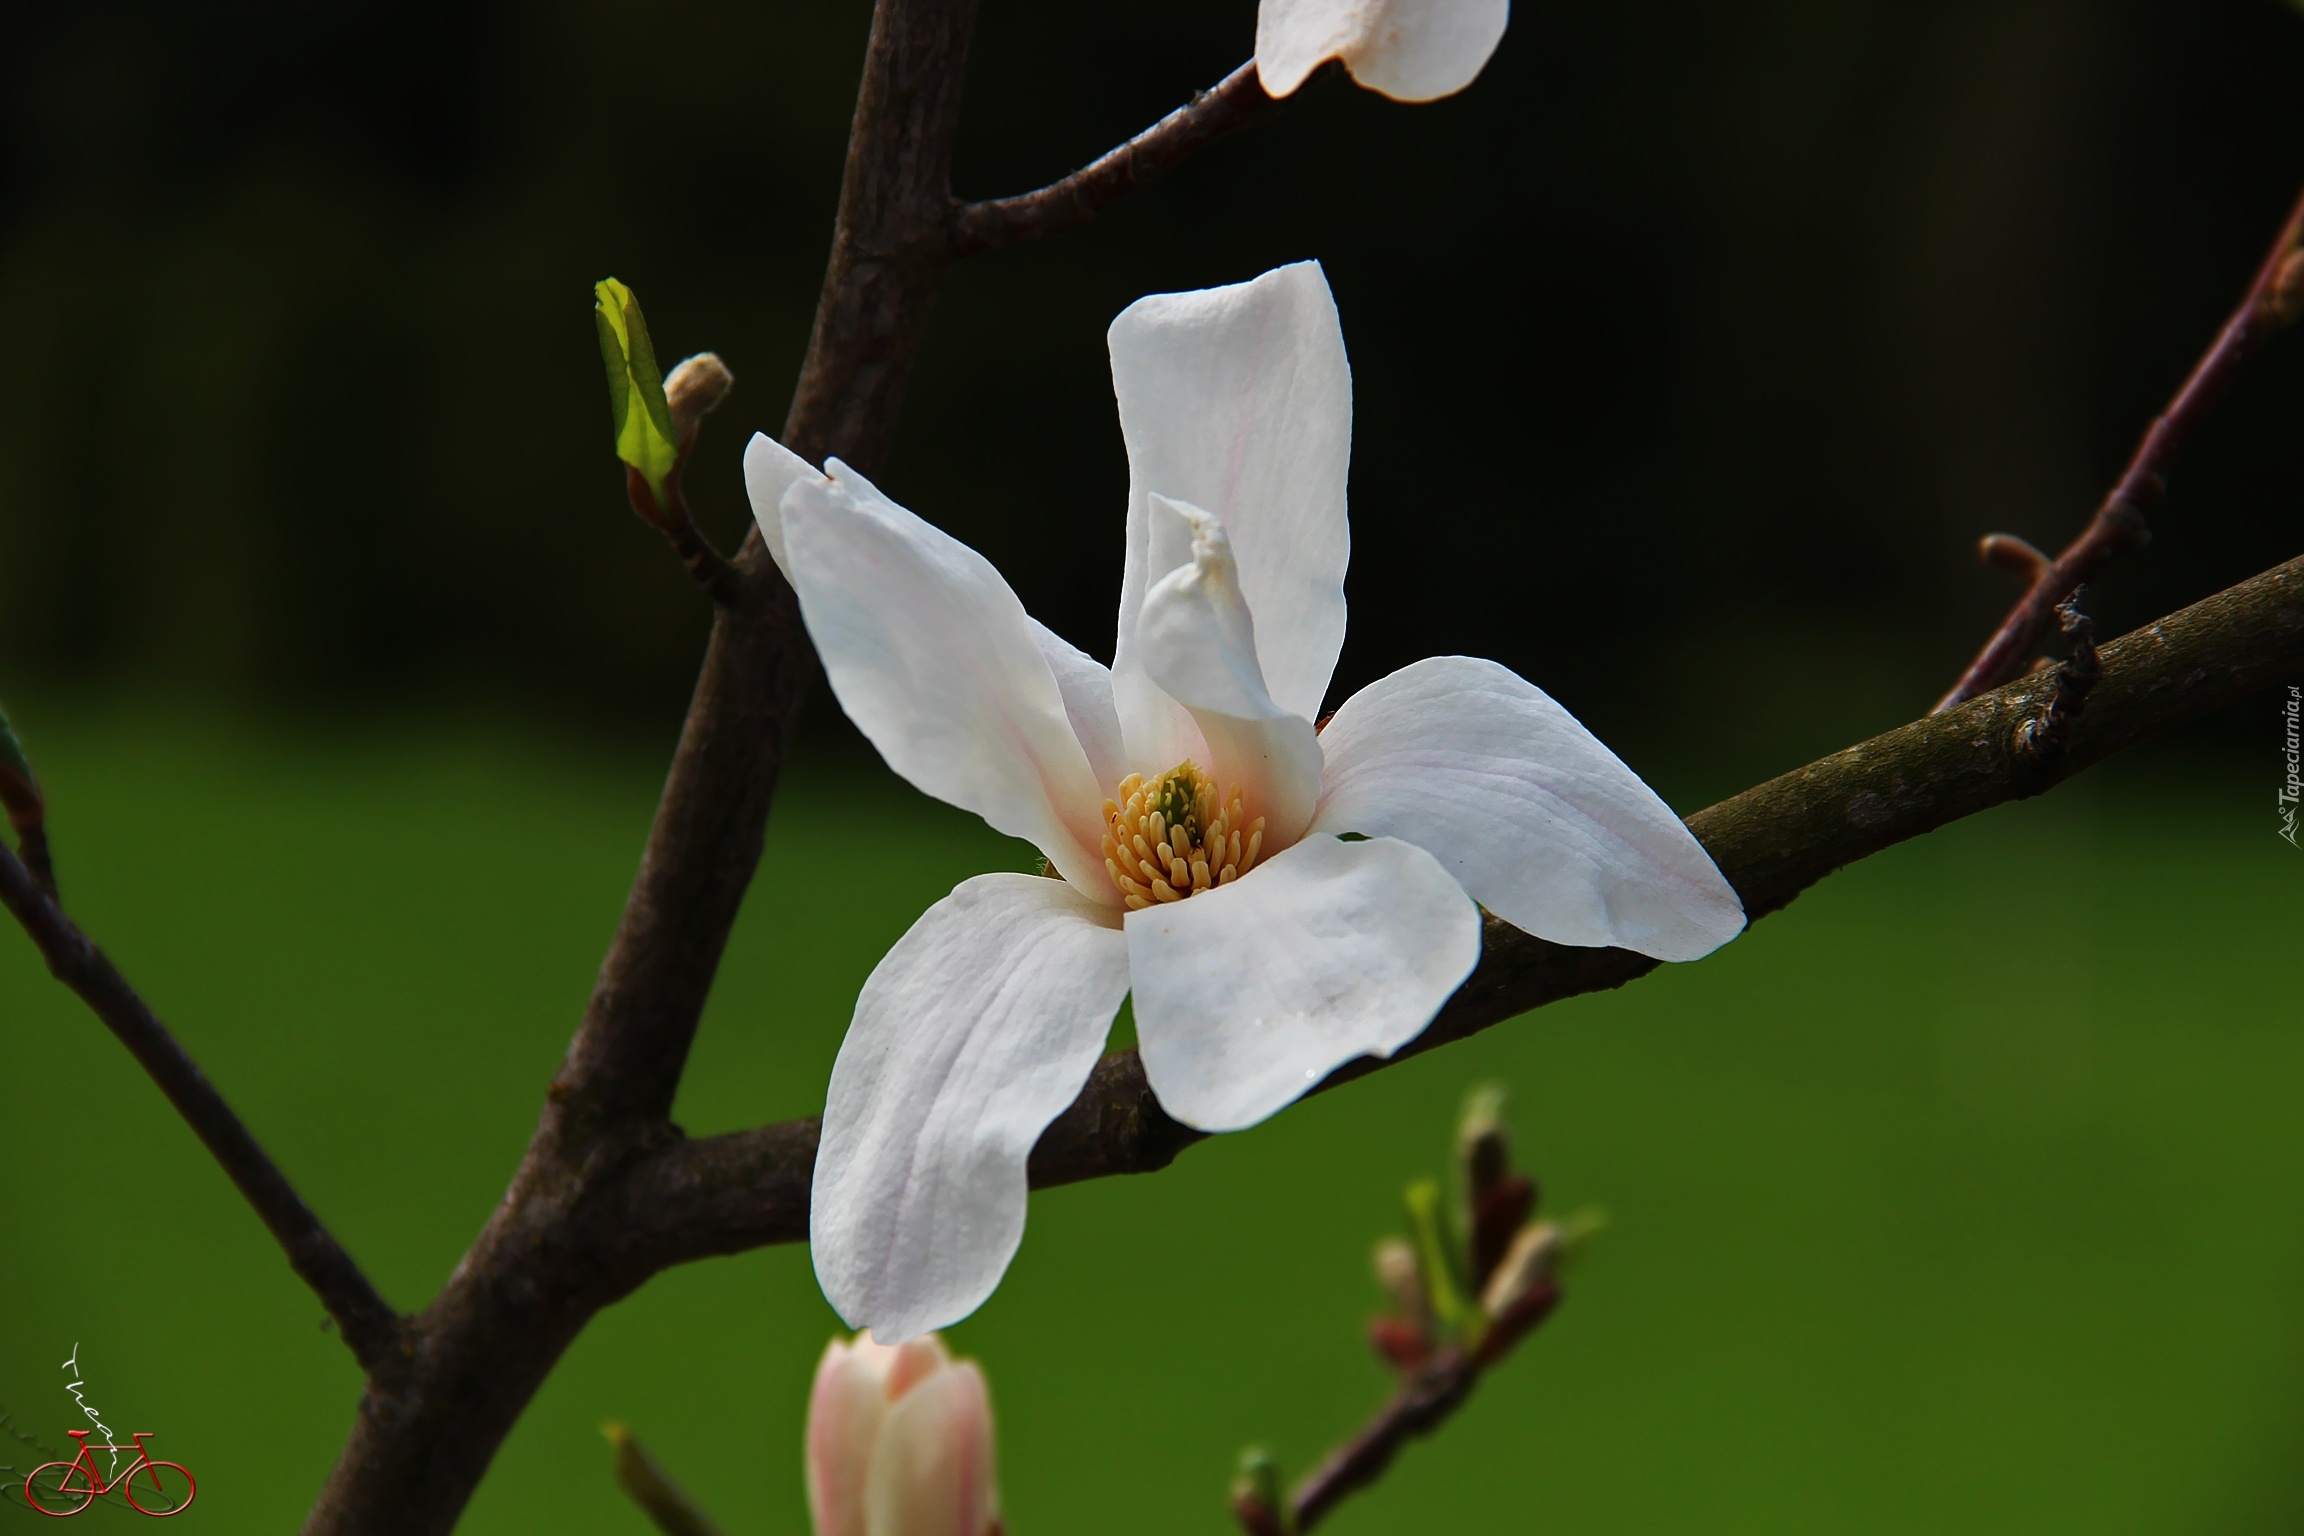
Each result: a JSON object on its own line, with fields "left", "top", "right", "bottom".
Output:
{"left": 1230, "top": 1445, "right": 1292, "bottom": 1536}
{"left": 1456, "top": 1083, "right": 1537, "bottom": 1287}
{"left": 1978, "top": 532, "right": 2051, "bottom": 584}
{"left": 1478, "top": 1222, "right": 1563, "bottom": 1318}
{"left": 664, "top": 351, "right": 735, "bottom": 443}
{"left": 1455, "top": 1081, "right": 1510, "bottom": 1197}
{"left": 1372, "top": 1237, "right": 1426, "bottom": 1319}
{"left": 1366, "top": 1314, "right": 1431, "bottom": 1374}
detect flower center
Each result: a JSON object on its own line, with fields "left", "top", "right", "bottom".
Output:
{"left": 1101, "top": 761, "right": 1266, "bottom": 910}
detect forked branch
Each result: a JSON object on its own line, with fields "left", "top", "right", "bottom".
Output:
{"left": 1936, "top": 180, "right": 2304, "bottom": 710}
{"left": 0, "top": 845, "right": 401, "bottom": 1370}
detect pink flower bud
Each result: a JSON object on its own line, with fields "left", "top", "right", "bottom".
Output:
{"left": 807, "top": 1332, "right": 1000, "bottom": 1536}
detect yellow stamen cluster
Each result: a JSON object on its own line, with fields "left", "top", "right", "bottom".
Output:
{"left": 1102, "top": 761, "right": 1265, "bottom": 911}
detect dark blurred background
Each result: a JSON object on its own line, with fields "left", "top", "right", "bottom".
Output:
{"left": 4, "top": 0, "right": 2301, "bottom": 784}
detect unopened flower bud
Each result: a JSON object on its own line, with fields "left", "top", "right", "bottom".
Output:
{"left": 1372, "top": 1236, "right": 1425, "bottom": 1317}
{"left": 665, "top": 351, "right": 735, "bottom": 442}
{"left": 1978, "top": 532, "right": 2051, "bottom": 584}
{"left": 1229, "top": 1445, "right": 1291, "bottom": 1536}
{"left": 1455, "top": 1082, "right": 1511, "bottom": 1197}
{"left": 1479, "top": 1221, "right": 1564, "bottom": 1318}
{"left": 807, "top": 1332, "right": 1000, "bottom": 1536}
{"left": 1367, "top": 1314, "right": 1432, "bottom": 1374}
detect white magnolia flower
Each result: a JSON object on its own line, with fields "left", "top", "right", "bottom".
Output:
{"left": 1256, "top": 0, "right": 1508, "bottom": 102}
{"left": 745, "top": 261, "right": 1742, "bottom": 1343}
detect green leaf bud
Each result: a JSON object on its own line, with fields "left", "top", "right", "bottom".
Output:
{"left": 593, "top": 278, "right": 682, "bottom": 511}
{"left": 1404, "top": 1177, "right": 1473, "bottom": 1335}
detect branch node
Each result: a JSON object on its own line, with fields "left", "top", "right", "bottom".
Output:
{"left": 1935, "top": 178, "right": 2304, "bottom": 712}
{"left": 2014, "top": 589, "right": 2101, "bottom": 761}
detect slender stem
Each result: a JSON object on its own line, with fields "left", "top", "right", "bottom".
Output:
{"left": 0, "top": 842, "right": 401, "bottom": 1371}
{"left": 623, "top": 550, "right": 2304, "bottom": 1260}
{"left": 628, "top": 463, "right": 744, "bottom": 607}
{"left": 1286, "top": 1282, "right": 1563, "bottom": 1533}
{"left": 951, "top": 62, "right": 1289, "bottom": 255}
{"left": 1935, "top": 181, "right": 2304, "bottom": 711}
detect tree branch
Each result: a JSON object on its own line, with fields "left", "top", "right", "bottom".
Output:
{"left": 625, "top": 549, "right": 2304, "bottom": 1257}
{"left": 1285, "top": 1280, "right": 1563, "bottom": 1533}
{"left": 1936, "top": 181, "right": 2304, "bottom": 711}
{"left": 951, "top": 62, "right": 1284, "bottom": 256}
{"left": 0, "top": 843, "right": 401, "bottom": 1371}
{"left": 301, "top": 0, "right": 988, "bottom": 1528}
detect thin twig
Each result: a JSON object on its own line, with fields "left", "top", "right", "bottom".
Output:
{"left": 1286, "top": 1281, "right": 1563, "bottom": 1533}
{"left": 627, "top": 463, "right": 745, "bottom": 607}
{"left": 1935, "top": 181, "right": 2304, "bottom": 711}
{"left": 0, "top": 841, "right": 401, "bottom": 1371}
{"left": 951, "top": 62, "right": 1288, "bottom": 256}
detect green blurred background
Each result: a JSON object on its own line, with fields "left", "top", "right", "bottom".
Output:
{"left": 2, "top": 720, "right": 2300, "bottom": 1532}
{"left": 5, "top": 0, "right": 2304, "bottom": 1529}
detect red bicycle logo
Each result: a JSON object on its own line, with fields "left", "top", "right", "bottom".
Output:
{"left": 22, "top": 1430, "right": 196, "bottom": 1518}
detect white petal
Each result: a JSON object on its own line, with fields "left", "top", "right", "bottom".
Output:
{"left": 1109, "top": 261, "right": 1351, "bottom": 746}
{"left": 1256, "top": 0, "right": 1508, "bottom": 103}
{"left": 1027, "top": 619, "right": 1128, "bottom": 798}
{"left": 1135, "top": 495, "right": 1323, "bottom": 841}
{"left": 743, "top": 431, "right": 826, "bottom": 582}
{"left": 1311, "top": 655, "right": 1745, "bottom": 961}
{"left": 1255, "top": 0, "right": 1370, "bottom": 97}
{"left": 782, "top": 462, "right": 1113, "bottom": 899}
{"left": 1129, "top": 835, "right": 1479, "bottom": 1133}
{"left": 864, "top": 1360, "right": 999, "bottom": 1536}
{"left": 811, "top": 875, "right": 1131, "bottom": 1341}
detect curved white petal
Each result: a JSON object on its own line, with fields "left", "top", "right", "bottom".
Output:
{"left": 1256, "top": 0, "right": 1509, "bottom": 103}
{"left": 1311, "top": 655, "right": 1745, "bottom": 961}
{"left": 1130, "top": 835, "right": 1479, "bottom": 1133}
{"left": 782, "top": 462, "right": 1113, "bottom": 899}
{"left": 743, "top": 431, "right": 826, "bottom": 582}
{"left": 812, "top": 875, "right": 1131, "bottom": 1342}
{"left": 1110, "top": 262, "right": 1351, "bottom": 748}
{"left": 1027, "top": 619, "right": 1128, "bottom": 798}
{"left": 1136, "top": 495, "right": 1323, "bottom": 841}
{"left": 1255, "top": 0, "right": 1366, "bottom": 97}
